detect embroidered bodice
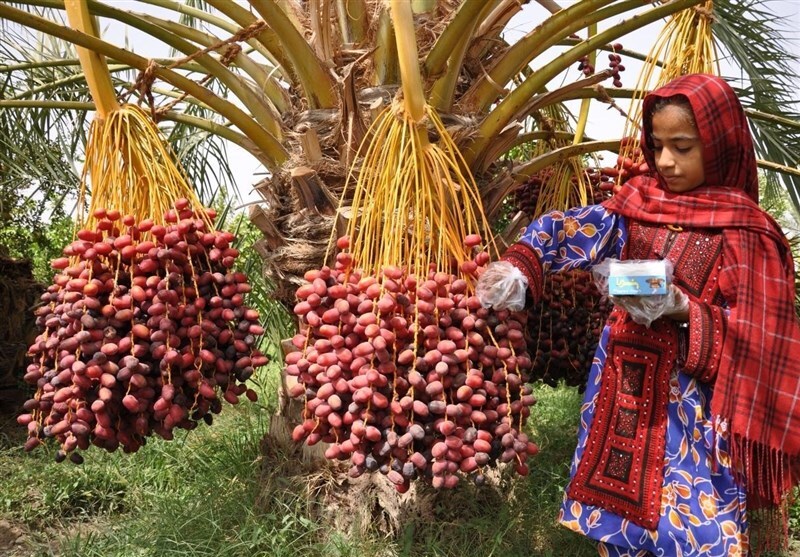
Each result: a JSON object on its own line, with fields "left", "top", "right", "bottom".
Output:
{"left": 625, "top": 221, "right": 725, "bottom": 307}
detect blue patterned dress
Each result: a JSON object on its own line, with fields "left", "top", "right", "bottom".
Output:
{"left": 512, "top": 205, "right": 748, "bottom": 557}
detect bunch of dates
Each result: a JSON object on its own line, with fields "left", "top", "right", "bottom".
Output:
{"left": 19, "top": 199, "right": 268, "bottom": 463}
{"left": 287, "top": 235, "right": 538, "bottom": 492}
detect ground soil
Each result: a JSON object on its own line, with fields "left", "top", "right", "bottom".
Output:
{"left": 0, "top": 519, "right": 26, "bottom": 555}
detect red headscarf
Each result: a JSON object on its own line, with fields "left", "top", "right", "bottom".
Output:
{"left": 604, "top": 74, "right": 800, "bottom": 543}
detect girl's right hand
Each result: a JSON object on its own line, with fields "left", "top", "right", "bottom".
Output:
{"left": 475, "top": 261, "right": 529, "bottom": 311}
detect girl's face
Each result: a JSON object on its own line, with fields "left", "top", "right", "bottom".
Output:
{"left": 650, "top": 104, "right": 706, "bottom": 193}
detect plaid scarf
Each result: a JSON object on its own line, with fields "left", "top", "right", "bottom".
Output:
{"left": 604, "top": 74, "right": 800, "bottom": 548}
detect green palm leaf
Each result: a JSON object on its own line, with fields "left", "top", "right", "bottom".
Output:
{"left": 713, "top": 0, "right": 800, "bottom": 211}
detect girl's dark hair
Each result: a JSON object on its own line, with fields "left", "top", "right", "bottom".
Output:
{"left": 645, "top": 95, "right": 697, "bottom": 148}
{"left": 647, "top": 95, "right": 696, "bottom": 127}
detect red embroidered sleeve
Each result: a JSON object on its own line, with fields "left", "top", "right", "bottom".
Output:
{"left": 501, "top": 242, "right": 543, "bottom": 303}
{"left": 681, "top": 300, "right": 726, "bottom": 382}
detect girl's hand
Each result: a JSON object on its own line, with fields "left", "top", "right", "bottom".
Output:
{"left": 610, "top": 284, "right": 689, "bottom": 327}
{"left": 475, "top": 261, "right": 529, "bottom": 311}
{"left": 662, "top": 284, "right": 689, "bottom": 322}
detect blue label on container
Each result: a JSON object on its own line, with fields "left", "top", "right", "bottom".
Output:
{"left": 609, "top": 275, "right": 667, "bottom": 296}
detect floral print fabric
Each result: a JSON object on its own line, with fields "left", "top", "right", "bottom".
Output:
{"left": 518, "top": 206, "right": 748, "bottom": 556}
{"left": 559, "top": 335, "right": 748, "bottom": 556}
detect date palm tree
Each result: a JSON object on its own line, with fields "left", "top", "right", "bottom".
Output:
{"left": 0, "top": 0, "right": 798, "bottom": 537}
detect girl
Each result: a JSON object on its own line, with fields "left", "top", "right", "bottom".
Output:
{"left": 478, "top": 74, "right": 800, "bottom": 556}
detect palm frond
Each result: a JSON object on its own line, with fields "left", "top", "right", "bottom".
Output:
{"left": 0, "top": 105, "right": 79, "bottom": 272}
{"left": 713, "top": 0, "right": 800, "bottom": 212}
{"left": 0, "top": 36, "right": 87, "bottom": 217}
{"left": 232, "top": 218, "right": 295, "bottom": 360}
{"left": 161, "top": 71, "right": 239, "bottom": 205}
{"left": 166, "top": 115, "right": 237, "bottom": 206}
{"left": 176, "top": 0, "right": 212, "bottom": 34}
{"left": 0, "top": 16, "right": 242, "bottom": 211}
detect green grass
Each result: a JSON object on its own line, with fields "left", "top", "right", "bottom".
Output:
{"left": 3, "top": 378, "right": 795, "bottom": 556}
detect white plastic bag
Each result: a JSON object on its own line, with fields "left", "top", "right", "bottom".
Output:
{"left": 475, "top": 261, "right": 529, "bottom": 311}
{"left": 592, "top": 259, "right": 687, "bottom": 327}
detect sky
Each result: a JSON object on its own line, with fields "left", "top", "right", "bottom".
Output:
{"left": 65, "top": 1, "right": 800, "bottom": 203}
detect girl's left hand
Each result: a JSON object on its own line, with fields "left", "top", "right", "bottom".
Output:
{"left": 662, "top": 284, "right": 689, "bottom": 321}
{"left": 611, "top": 284, "right": 689, "bottom": 327}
